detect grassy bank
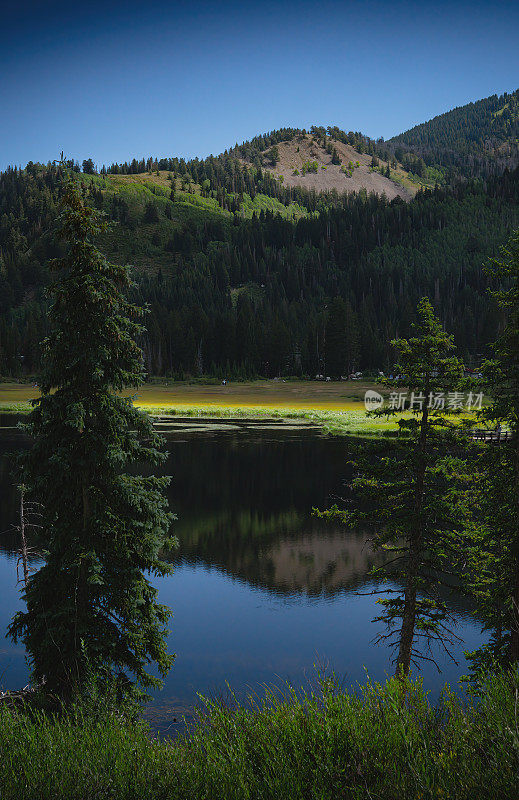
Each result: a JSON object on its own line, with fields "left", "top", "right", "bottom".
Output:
{"left": 0, "top": 379, "right": 483, "bottom": 437}
{"left": 0, "top": 380, "right": 401, "bottom": 436}
{"left": 148, "top": 406, "right": 399, "bottom": 436}
{"left": 1, "top": 673, "right": 517, "bottom": 799}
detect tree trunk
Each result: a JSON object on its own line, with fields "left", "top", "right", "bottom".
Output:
{"left": 396, "top": 397, "right": 428, "bottom": 678}
{"left": 396, "top": 584, "right": 417, "bottom": 674}
{"left": 82, "top": 479, "right": 90, "bottom": 532}
{"left": 19, "top": 486, "right": 29, "bottom": 588}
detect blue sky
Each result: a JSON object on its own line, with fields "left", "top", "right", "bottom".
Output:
{"left": 1, "top": 0, "right": 518, "bottom": 170}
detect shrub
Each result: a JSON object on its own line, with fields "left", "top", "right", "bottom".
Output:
{"left": 301, "top": 161, "right": 318, "bottom": 176}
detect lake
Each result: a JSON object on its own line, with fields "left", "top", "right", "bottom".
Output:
{"left": 0, "top": 421, "right": 485, "bottom": 734}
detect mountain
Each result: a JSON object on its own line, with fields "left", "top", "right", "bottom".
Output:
{"left": 386, "top": 89, "right": 519, "bottom": 180}
{"left": 237, "top": 131, "right": 412, "bottom": 201}
{"left": 1, "top": 94, "right": 519, "bottom": 380}
{"left": 101, "top": 123, "right": 441, "bottom": 207}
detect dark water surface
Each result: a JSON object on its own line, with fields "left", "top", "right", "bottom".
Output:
{"left": 0, "top": 422, "right": 485, "bottom": 734}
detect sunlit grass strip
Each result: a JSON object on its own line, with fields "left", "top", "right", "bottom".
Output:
{"left": 0, "top": 401, "right": 32, "bottom": 414}
{"left": 0, "top": 398, "right": 478, "bottom": 438}
{"left": 134, "top": 405, "right": 399, "bottom": 435}
{"left": 1, "top": 399, "right": 472, "bottom": 437}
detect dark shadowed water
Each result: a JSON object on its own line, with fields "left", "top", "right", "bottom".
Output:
{"left": 0, "top": 421, "right": 485, "bottom": 734}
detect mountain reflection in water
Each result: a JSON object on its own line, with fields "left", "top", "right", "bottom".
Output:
{"left": 162, "top": 429, "right": 381, "bottom": 596}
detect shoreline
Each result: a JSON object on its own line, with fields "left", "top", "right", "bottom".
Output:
{"left": 0, "top": 379, "right": 400, "bottom": 437}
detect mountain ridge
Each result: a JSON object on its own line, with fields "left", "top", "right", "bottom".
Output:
{"left": 94, "top": 88, "right": 519, "bottom": 191}
{"left": 2, "top": 89, "right": 519, "bottom": 381}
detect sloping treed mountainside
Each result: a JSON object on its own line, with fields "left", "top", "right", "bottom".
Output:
{"left": 103, "top": 124, "right": 434, "bottom": 203}
{"left": 1, "top": 96, "right": 519, "bottom": 380}
{"left": 387, "top": 89, "right": 519, "bottom": 180}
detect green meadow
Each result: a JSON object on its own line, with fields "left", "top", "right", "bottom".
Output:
{"left": 0, "top": 379, "right": 403, "bottom": 435}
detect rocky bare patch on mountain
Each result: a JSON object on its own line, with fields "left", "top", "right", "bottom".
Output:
{"left": 242, "top": 134, "right": 413, "bottom": 201}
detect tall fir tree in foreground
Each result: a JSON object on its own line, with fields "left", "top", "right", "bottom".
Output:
{"left": 464, "top": 229, "right": 519, "bottom": 668}
{"left": 320, "top": 299, "right": 468, "bottom": 676}
{"left": 9, "top": 168, "right": 175, "bottom": 703}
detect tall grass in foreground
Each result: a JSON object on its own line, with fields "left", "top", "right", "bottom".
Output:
{"left": 1, "top": 673, "right": 518, "bottom": 799}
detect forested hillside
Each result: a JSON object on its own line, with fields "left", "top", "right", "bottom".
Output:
{"left": 1, "top": 98, "right": 519, "bottom": 380}
{"left": 2, "top": 159, "right": 519, "bottom": 379}
{"left": 387, "top": 89, "right": 519, "bottom": 180}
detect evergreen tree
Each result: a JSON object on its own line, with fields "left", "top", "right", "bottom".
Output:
{"left": 464, "top": 229, "right": 519, "bottom": 667}
{"left": 463, "top": 446, "right": 516, "bottom": 672}
{"left": 82, "top": 158, "right": 95, "bottom": 175}
{"left": 344, "top": 300, "right": 360, "bottom": 374}
{"left": 267, "top": 146, "right": 279, "bottom": 167}
{"left": 8, "top": 171, "right": 175, "bottom": 703}
{"left": 320, "top": 299, "right": 468, "bottom": 675}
